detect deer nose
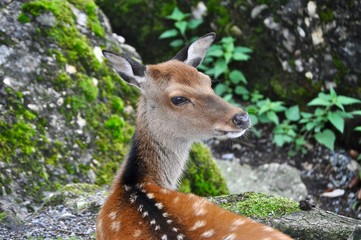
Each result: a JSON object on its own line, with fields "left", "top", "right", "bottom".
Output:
{"left": 233, "top": 112, "right": 250, "bottom": 129}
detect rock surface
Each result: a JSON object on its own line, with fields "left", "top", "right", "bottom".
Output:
{"left": 217, "top": 160, "right": 308, "bottom": 201}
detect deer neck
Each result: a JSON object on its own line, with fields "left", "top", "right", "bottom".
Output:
{"left": 120, "top": 99, "right": 193, "bottom": 190}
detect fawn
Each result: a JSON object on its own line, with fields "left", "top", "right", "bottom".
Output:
{"left": 97, "top": 33, "right": 293, "bottom": 240}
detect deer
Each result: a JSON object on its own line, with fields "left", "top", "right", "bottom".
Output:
{"left": 97, "top": 32, "right": 293, "bottom": 240}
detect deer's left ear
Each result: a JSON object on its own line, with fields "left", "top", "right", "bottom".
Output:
{"left": 172, "top": 32, "right": 216, "bottom": 68}
{"left": 103, "top": 50, "right": 146, "bottom": 90}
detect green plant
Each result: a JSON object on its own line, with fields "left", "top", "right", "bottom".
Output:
{"left": 200, "top": 37, "right": 252, "bottom": 104}
{"left": 159, "top": 7, "right": 203, "bottom": 48}
{"left": 298, "top": 88, "right": 360, "bottom": 150}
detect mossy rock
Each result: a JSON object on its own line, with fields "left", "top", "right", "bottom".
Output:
{"left": 180, "top": 143, "right": 229, "bottom": 196}
{"left": 0, "top": 0, "right": 230, "bottom": 208}
{"left": 43, "top": 183, "right": 105, "bottom": 213}
{"left": 0, "top": 0, "right": 137, "bottom": 204}
{"left": 209, "top": 192, "right": 300, "bottom": 219}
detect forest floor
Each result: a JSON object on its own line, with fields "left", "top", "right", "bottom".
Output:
{"left": 210, "top": 124, "right": 360, "bottom": 219}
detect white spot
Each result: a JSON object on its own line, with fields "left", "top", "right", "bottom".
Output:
{"left": 155, "top": 225, "right": 160, "bottom": 231}
{"left": 160, "top": 189, "right": 169, "bottom": 194}
{"left": 190, "top": 220, "right": 206, "bottom": 231}
{"left": 195, "top": 207, "right": 207, "bottom": 216}
{"left": 201, "top": 229, "right": 215, "bottom": 238}
{"left": 177, "top": 234, "right": 185, "bottom": 240}
{"left": 192, "top": 200, "right": 208, "bottom": 216}
{"left": 130, "top": 193, "right": 138, "bottom": 203}
{"left": 28, "top": 104, "right": 40, "bottom": 112}
{"left": 167, "top": 219, "right": 173, "bottom": 224}
{"left": 108, "top": 211, "right": 117, "bottom": 220}
{"left": 138, "top": 204, "right": 144, "bottom": 212}
{"left": 56, "top": 97, "right": 64, "bottom": 106}
{"left": 307, "top": 1, "right": 317, "bottom": 17}
{"left": 142, "top": 211, "right": 149, "bottom": 218}
{"left": 110, "top": 221, "right": 121, "bottom": 232}
{"left": 147, "top": 193, "right": 154, "bottom": 199}
{"left": 93, "top": 46, "right": 103, "bottom": 63}
{"left": 150, "top": 219, "right": 156, "bottom": 225}
{"left": 92, "top": 77, "right": 98, "bottom": 87}
{"left": 305, "top": 71, "right": 313, "bottom": 79}
{"left": 77, "top": 113, "right": 86, "bottom": 129}
{"left": 232, "top": 218, "right": 246, "bottom": 226}
{"left": 161, "top": 235, "right": 168, "bottom": 240}
{"left": 163, "top": 212, "right": 170, "bottom": 217}
{"left": 133, "top": 229, "right": 142, "bottom": 237}
{"left": 173, "top": 196, "right": 180, "bottom": 204}
{"left": 65, "top": 64, "right": 77, "bottom": 74}
{"left": 172, "top": 227, "right": 179, "bottom": 232}
{"left": 155, "top": 202, "right": 163, "bottom": 209}
{"left": 3, "top": 77, "right": 12, "bottom": 86}
{"left": 124, "top": 185, "right": 131, "bottom": 191}
{"left": 223, "top": 233, "right": 236, "bottom": 240}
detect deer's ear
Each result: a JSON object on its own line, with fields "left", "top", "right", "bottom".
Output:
{"left": 172, "top": 32, "right": 216, "bottom": 68}
{"left": 103, "top": 50, "right": 146, "bottom": 89}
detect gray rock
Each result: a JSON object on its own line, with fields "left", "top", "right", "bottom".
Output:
{"left": 216, "top": 160, "right": 307, "bottom": 201}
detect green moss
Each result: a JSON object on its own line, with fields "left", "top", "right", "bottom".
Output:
{"left": 179, "top": 143, "right": 229, "bottom": 196}
{"left": 18, "top": 13, "right": 31, "bottom": 23}
{"left": 68, "top": 0, "right": 105, "bottom": 37}
{"left": 210, "top": 192, "right": 300, "bottom": 218}
{"left": 319, "top": 8, "right": 334, "bottom": 23}
{"left": 79, "top": 75, "right": 99, "bottom": 101}
{"left": 0, "top": 212, "right": 6, "bottom": 222}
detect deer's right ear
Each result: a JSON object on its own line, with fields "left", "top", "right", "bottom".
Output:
{"left": 103, "top": 50, "right": 146, "bottom": 89}
{"left": 172, "top": 32, "right": 216, "bottom": 68}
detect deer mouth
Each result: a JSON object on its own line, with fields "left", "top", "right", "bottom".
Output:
{"left": 214, "top": 129, "right": 247, "bottom": 138}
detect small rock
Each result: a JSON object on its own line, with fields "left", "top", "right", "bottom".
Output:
{"left": 321, "top": 189, "right": 345, "bottom": 198}
{"left": 251, "top": 4, "right": 268, "bottom": 19}
{"left": 221, "top": 153, "right": 234, "bottom": 160}
{"left": 66, "top": 64, "right": 77, "bottom": 74}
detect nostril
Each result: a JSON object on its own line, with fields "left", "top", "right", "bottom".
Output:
{"left": 233, "top": 112, "right": 250, "bottom": 128}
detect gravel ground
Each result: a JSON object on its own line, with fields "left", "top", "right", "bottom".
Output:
{"left": 0, "top": 187, "right": 105, "bottom": 240}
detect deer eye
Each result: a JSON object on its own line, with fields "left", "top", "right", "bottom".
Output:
{"left": 171, "top": 96, "right": 190, "bottom": 106}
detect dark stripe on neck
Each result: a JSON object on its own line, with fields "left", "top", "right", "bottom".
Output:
{"left": 121, "top": 132, "right": 144, "bottom": 186}
{"left": 123, "top": 186, "right": 187, "bottom": 239}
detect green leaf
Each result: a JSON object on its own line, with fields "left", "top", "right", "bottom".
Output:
{"left": 308, "top": 97, "right": 331, "bottom": 107}
{"left": 170, "top": 39, "right": 184, "bottom": 48}
{"left": 188, "top": 19, "right": 203, "bottom": 29}
{"left": 223, "top": 93, "right": 233, "bottom": 102}
{"left": 213, "top": 59, "right": 227, "bottom": 78}
{"left": 159, "top": 29, "right": 178, "bottom": 39}
{"left": 249, "top": 113, "right": 258, "bottom": 126}
{"left": 285, "top": 105, "right": 300, "bottom": 121}
{"left": 273, "top": 134, "right": 287, "bottom": 147}
{"left": 167, "top": 7, "right": 188, "bottom": 21}
{"left": 354, "top": 126, "right": 361, "bottom": 132}
{"left": 234, "top": 46, "right": 252, "bottom": 53}
{"left": 175, "top": 21, "right": 187, "bottom": 36}
{"left": 352, "top": 110, "right": 361, "bottom": 115}
{"left": 224, "top": 51, "right": 233, "bottom": 64}
{"left": 229, "top": 70, "right": 247, "bottom": 84}
{"left": 234, "top": 86, "right": 249, "bottom": 96}
{"left": 214, "top": 83, "right": 228, "bottom": 96}
{"left": 329, "top": 87, "right": 337, "bottom": 100}
{"left": 267, "top": 111, "right": 279, "bottom": 125}
{"left": 233, "top": 51, "right": 250, "bottom": 61}
{"left": 327, "top": 111, "right": 344, "bottom": 133}
{"left": 207, "top": 45, "right": 223, "bottom": 57}
{"left": 337, "top": 96, "right": 361, "bottom": 105}
{"left": 314, "top": 129, "right": 335, "bottom": 151}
